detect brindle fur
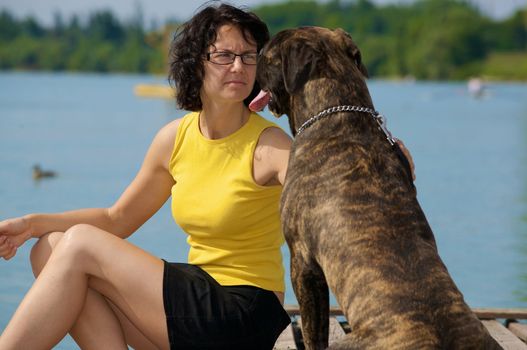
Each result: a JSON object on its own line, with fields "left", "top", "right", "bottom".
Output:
{"left": 256, "top": 27, "right": 501, "bottom": 349}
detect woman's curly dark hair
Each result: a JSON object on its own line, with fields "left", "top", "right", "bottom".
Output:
{"left": 168, "top": 2, "right": 270, "bottom": 111}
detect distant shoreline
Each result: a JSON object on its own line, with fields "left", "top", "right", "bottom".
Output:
{"left": 2, "top": 69, "right": 526, "bottom": 84}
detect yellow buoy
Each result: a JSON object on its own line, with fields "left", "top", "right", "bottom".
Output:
{"left": 134, "top": 84, "right": 175, "bottom": 99}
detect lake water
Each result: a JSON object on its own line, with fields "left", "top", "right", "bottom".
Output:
{"left": 1, "top": 72, "right": 526, "bottom": 348}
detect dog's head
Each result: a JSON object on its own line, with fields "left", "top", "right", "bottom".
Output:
{"left": 250, "top": 26, "right": 369, "bottom": 134}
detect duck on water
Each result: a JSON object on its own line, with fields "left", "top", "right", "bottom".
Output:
{"left": 32, "top": 164, "right": 57, "bottom": 180}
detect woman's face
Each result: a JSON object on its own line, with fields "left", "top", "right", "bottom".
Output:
{"left": 201, "top": 24, "right": 257, "bottom": 106}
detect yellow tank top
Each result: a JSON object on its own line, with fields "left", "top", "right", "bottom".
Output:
{"left": 169, "top": 111, "right": 285, "bottom": 292}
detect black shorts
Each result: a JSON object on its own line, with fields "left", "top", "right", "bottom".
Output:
{"left": 162, "top": 261, "right": 291, "bottom": 350}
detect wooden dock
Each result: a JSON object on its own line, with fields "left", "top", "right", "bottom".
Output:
{"left": 273, "top": 306, "right": 527, "bottom": 349}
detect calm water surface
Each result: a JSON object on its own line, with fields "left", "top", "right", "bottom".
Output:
{"left": 1, "top": 72, "right": 526, "bottom": 348}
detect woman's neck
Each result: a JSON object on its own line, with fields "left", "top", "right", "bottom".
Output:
{"left": 199, "top": 101, "right": 250, "bottom": 140}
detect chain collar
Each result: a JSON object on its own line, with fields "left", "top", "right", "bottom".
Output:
{"left": 296, "top": 105, "right": 395, "bottom": 145}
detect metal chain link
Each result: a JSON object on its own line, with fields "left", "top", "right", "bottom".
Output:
{"left": 296, "top": 105, "right": 395, "bottom": 145}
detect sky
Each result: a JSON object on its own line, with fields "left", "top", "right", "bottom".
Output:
{"left": 0, "top": 0, "right": 526, "bottom": 27}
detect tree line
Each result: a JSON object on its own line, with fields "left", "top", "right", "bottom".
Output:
{"left": 0, "top": 0, "right": 526, "bottom": 80}
{"left": 0, "top": 10, "right": 165, "bottom": 73}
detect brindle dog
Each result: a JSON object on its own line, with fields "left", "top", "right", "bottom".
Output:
{"left": 250, "top": 27, "right": 501, "bottom": 350}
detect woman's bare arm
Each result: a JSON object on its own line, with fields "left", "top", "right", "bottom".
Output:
{"left": 0, "top": 119, "right": 181, "bottom": 259}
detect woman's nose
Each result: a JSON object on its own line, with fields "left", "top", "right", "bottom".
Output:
{"left": 230, "top": 56, "right": 245, "bottom": 71}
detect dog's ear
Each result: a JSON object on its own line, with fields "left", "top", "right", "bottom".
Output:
{"left": 335, "top": 28, "right": 369, "bottom": 78}
{"left": 351, "top": 46, "right": 369, "bottom": 78}
{"left": 280, "top": 39, "right": 320, "bottom": 94}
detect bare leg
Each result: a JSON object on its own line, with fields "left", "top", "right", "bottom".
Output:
{"left": 0, "top": 224, "right": 169, "bottom": 350}
{"left": 30, "top": 232, "right": 158, "bottom": 350}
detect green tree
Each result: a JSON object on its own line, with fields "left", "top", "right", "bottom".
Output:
{"left": 0, "top": 10, "right": 20, "bottom": 41}
{"left": 0, "top": 1, "right": 525, "bottom": 79}
{"left": 86, "top": 11, "right": 125, "bottom": 43}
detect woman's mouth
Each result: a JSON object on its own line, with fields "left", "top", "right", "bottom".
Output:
{"left": 225, "top": 80, "right": 246, "bottom": 86}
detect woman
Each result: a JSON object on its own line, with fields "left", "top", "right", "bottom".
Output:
{"left": 0, "top": 3, "right": 291, "bottom": 349}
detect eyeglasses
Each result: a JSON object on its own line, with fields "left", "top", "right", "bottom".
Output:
{"left": 205, "top": 51, "right": 258, "bottom": 65}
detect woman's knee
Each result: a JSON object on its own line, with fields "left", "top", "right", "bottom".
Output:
{"left": 30, "top": 224, "right": 100, "bottom": 275}
{"left": 30, "top": 231, "right": 64, "bottom": 277}
{"left": 58, "top": 224, "right": 107, "bottom": 265}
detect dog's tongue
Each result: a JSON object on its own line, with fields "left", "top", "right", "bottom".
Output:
{"left": 249, "top": 90, "right": 271, "bottom": 112}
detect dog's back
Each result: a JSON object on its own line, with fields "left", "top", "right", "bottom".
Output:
{"left": 282, "top": 119, "right": 499, "bottom": 349}
{"left": 256, "top": 26, "right": 500, "bottom": 349}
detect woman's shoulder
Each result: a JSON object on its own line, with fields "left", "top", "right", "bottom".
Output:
{"left": 254, "top": 120, "right": 292, "bottom": 185}
{"left": 157, "top": 112, "right": 196, "bottom": 143}
{"left": 249, "top": 113, "right": 288, "bottom": 140}
{"left": 251, "top": 112, "right": 278, "bottom": 128}
{"left": 153, "top": 113, "right": 198, "bottom": 170}
{"left": 260, "top": 125, "right": 291, "bottom": 144}
{"left": 254, "top": 114, "right": 291, "bottom": 148}
{"left": 156, "top": 118, "right": 181, "bottom": 144}
{"left": 152, "top": 114, "right": 188, "bottom": 158}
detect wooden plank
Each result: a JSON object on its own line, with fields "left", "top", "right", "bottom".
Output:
{"left": 273, "top": 323, "right": 297, "bottom": 350}
{"left": 508, "top": 322, "right": 527, "bottom": 342}
{"left": 482, "top": 320, "right": 527, "bottom": 349}
{"left": 473, "top": 308, "right": 527, "bottom": 320}
{"left": 284, "top": 305, "right": 344, "bottom": 316}
{"left": 328, "top": 317, "right": 347, "bottom": 345}
{"left": 294, "top": 317, "right": 347, "bottom": 346}
{"left": 284, "top": 305, "right": 527, "bottom": 320}
{"left": 282, "top": 306, "right": 527, "bottom": 346}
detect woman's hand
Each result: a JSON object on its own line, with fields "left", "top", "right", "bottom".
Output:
{"left": 0, "top": 217, "right": 33, "bottom": 260}
{"left": 395, "top": 138, "right": 416, "bottom": 181}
